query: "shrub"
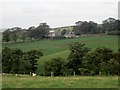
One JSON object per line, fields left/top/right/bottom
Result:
{"left": 44, "top": 57, "right": 67, "bottom": 76}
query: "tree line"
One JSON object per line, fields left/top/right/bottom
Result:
{"left": 2, "top": 17, "right": 120, "bottom": 43}
{"left": 2, "top": 47, "right": 43, "bottom": 74}
{"left": 2, "top": 42, "right": 119, "bottom": 76}
{"left": 44, "top": 43, "right": 119, "bottom": 76}
{"left": 2, "top": 23, "right": 50, "bottom": 43}
{"left": 73, "top": 18, "right": 120, "bottom": 35}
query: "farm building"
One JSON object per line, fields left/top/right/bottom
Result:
{"left": 48, "top": 30, "right": 61, "bottom": 38}
{"left": 64, "top": 31, "right": 76, "bottom": 38}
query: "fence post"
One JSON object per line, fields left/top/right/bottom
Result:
{"left": 74, "top": 71, "right": 75, "bottom": 76}
{"left": 30, "top": 72, "right": 32, "bottom": 76}
{"left": 51, "top": 72, "right": 54, "bottom": 77}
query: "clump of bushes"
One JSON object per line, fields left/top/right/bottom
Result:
{"left": 2, "top": 47, "right": 43, "bottom": 74}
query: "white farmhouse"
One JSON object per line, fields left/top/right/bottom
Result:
{"left": 48, "top": 29, "right": 61, "bottom": 38}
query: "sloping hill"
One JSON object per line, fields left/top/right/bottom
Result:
{"left": 3, "top": 35, "right": 119, "bottom": 75}
{"left": 51, "top": 26, "right": 74, "bottom": 31}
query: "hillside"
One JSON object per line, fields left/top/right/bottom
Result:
{"left": 51, "top": 26, "right": 74, "bottom": 31}
{"left": 3, "top": 35, "right": 119, "bottom": 75}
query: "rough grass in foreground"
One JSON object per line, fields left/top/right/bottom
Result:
{"left": 2, "top": 75, "right": 118, "bottom": 88}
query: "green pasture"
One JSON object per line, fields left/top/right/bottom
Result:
{"left": 2, "top": 75, "right": 118, "bottom": 88}
{"left": 3, "top": 35, "right": 119, "bottom": 75}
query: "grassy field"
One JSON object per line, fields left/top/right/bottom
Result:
{"left": 3, "top": 35, "right": 119, "bottom": 75}
{"left": 2, "top": 35, "right": 119, "bottom": 88}
{"left": 3, "top": 35, "right": 119, "bottom": 53}
{"left": 2, "top": 75, "right": 118, "bottom": 88}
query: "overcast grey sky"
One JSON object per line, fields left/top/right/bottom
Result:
{"left": 0, "top": 0, "right": 119, "bottom": 29}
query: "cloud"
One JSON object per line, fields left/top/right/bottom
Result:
{"left": 1, "top": 0, "right": 118, "bottom": 28}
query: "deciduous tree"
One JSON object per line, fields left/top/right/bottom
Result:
{"left": 67, "top": 42, "right": 90, "bottom": 75}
